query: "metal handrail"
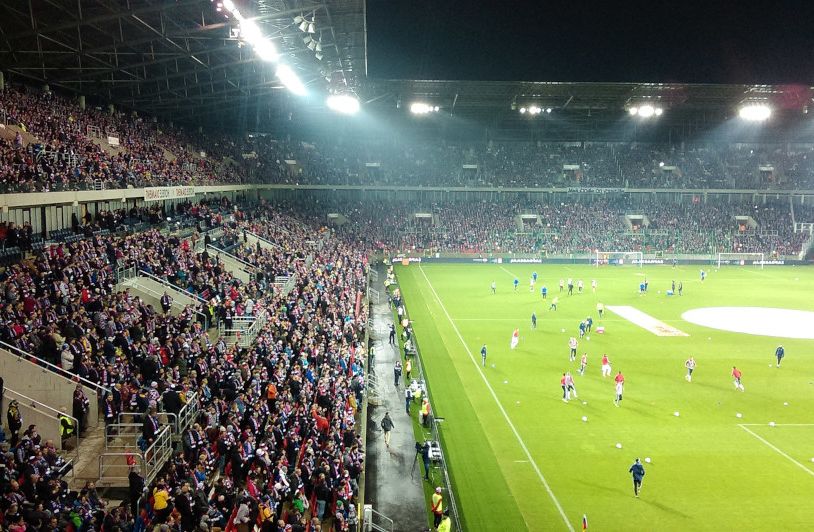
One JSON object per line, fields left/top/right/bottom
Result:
{"left": 245, "top": 230, "right": 282, "bottom": 250}
{"left": 98, "top": 426, "right": 172, "bottom": 486}
{"left": 0, "top": 340, "right": 111, "bottom": 396}
{"left": 4, "top": 387, "right": 80, "bottom": 456}
{"left": 124, "top": 277, "right": 210, "bottom": 329}
{"left": 136, "top": 269, "right": 209, "bottom": 304}
{"left": 207, "top": 244, "right": 257, "bottom": 271}
{"left": 176, "top": 391, "right": 200, "bottom": 434}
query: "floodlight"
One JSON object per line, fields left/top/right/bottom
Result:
{"left": 638, "top": 104, "right": 655, "bottom": 118}
{"left": 739, "top": 104, "right": 771, "bottom": 122}
{"left": 628, "top": 107, "right": 638, "bottom": 116}
{"left": 315, "top": 51, "right": 324, "bottom": 60}
{"left": 519, "top": 107, "right": 527, "bottom": 114}
{"left": 654, "top": 107, "right": 663, "bottom": 116}
{"left": 315, "top": 41, "right": 322, "bottom": 52}
{"left": 529, "top": 105, "right": 542, "bottom": 115}
{"left": 222, "top": 0, "right": 235, "bottom": 10}
{"left": 276, "top": 64, "right": 306, "bottom": 96}
{"left": 327, "top": 94, "right": 360, "bottom": 114}
{"left": 294, "top": 15, "right": 304, "bottom": 24}
{"left": 307, "top": 21, "right": 316, "bottom": 33}
{"left": 434, "top": 106, "right": 440, "bottom": 112}
{"left": 307, "top": 40, "right": 317, "bottom": 51}
{"left": 298, "top": 20, "right": 309, "bottom": 32}
{"left": 546, "top": 108, "right": 552, "bottom": 113}
{"left": 410, "top": 102, "right": 434, "bottom": 114}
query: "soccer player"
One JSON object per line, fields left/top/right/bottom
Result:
{"left": 671, "top": 280, "right": 676, "bottom": 293}
{"left": 700, "top": 269, "right": 706, "bottom": 282}
{"left": 629, "top": 458, "right": 645, "bottom": 497}
{"left": 541, "top": 285, "right": 547, "bottom": 299}
{"left": 577, "top": 279, "right": 584, "bottom": 293}
{"left": 532, "top": 271, "right": 538, "bottom": 283}
{"left": 531, "top": 312, "right": 537, "bottom": 329}
{"left": 591, "top": 279, "right": 597, "bottom": 293}
{"left": 560, "top": 373, "right": 570, "bottom": 402}
{"left": 775, "top": 345, "right": 784, "bottom": 367}
{"left": 565, "top": 372, "right": 578, "bottom": 398}
{"left": 614, "top": 379, "right": 624, "bottom": 407}
{"left": 513, "top": 278, "right": 519, "bottom": 291}
{"left": 639, "top": 281, "right": 646, "bottom": 294}
{"left": 481, "top": 344, "right": 487, "bottom": 367}
{"left": 549, "top": 296, "right": 559, "bottom": 311}
{"left": 685, "top": 356, "right": 696, "bottom": 382}
{"left": 578, "top": 320, "right": 586, "bottom": 339}
{"left": 732, "top": 366, "right": 744, "bottom": 391}
{"left": 601, "top": 354, "right": 612, "bottom": 377}
{"left": 529, "top": 277, "right": 535, "bottom": 291}
{"left": 491, "top": 280, "right": 496, "bottom": 294}
{"left": 586, "top": 316, "right": 593, "bottom": 333}
{"left": 579, "top": 353, "right": 588, "bottom": 375}
{"left": 597, "top": 302, "right": 604, "bottom": 319}
{"left": 569, "top": 337, "right": 578, "bottom": 362}
{"left": 678, "top": 281, "right": 683, "bottom": 296}
{"left": 510, "top": 328, "right": 520, "bottom": 350}
{"left": 559, "top": 279, "right": 564, "bottom": 293}
{"left": 567, "top": 278, "right": 574, "bottom": 295}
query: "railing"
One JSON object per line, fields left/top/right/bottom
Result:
{"left": 115, "top": 265, "right": 137, "bottom": 284}
{"left": 245, "top": 230, "right": 281, "bottom": 250}
{"left": 363, "top": 506, "right": 394, "bottom": 532}
{"left": 3, "top": 387, "right": 80, "bottom": 456}
{"left": 119, "top": 274, "right": 209, "bottom": 329}
{"left": 137, "top": 269, "right": 209, "bottom": 305}
{"left": 206, "top": 244, "right": 257, "bottom": 271}
{"left": 105, "top": 422, "right": 146, "bottom": 450}
{"left": 0, "top": 339, "right": 111, "bottom": 398}
{"left": 98, "top": 425, "right": 172, "bottom": 486}
{"left": 218, "top": 310, "right": 268, "bottom": 348}
{"left": 176, "top": 391, "right": 200, "bottom": 435}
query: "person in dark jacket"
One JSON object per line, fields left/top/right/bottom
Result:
{"left": 629, "top": 458, "right": 646, "bottom": 497}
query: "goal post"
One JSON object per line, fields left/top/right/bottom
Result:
{"left": 595, "top": 251, "right": 644, "bottom": 268}
{"left": 717, "top": 252, "right": 765, "bottom": 269}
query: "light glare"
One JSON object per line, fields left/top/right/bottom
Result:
{"left": 276, "top": 64, "right": 306, "bottom": 96}
{"left": 739, "top": 104, "right": 772, "bottom": 122}
{"left": 327, "top": 94, "right": 360, "bottom": 115}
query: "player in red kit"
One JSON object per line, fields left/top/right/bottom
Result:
{"left": 601, "top": 354, "right": 612, "bottom": 377}
{"left": 732, "top": 366, "right": 744, "bottom": 391}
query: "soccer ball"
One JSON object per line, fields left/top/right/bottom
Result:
{"left": 736, "top": 413, "right": 743, "bottom": 418}
{"left": 769, "top": 421, "right": 776, "bottom": 427}
{"left": 586, "top": 336, "right": 590, "bottom": 341}
{"left": 644, "top": 457, "right": 651, "bottom": 464}
{"left": 581, "top": 416, "right": 588, "bottom": 422}
{"left": 673, "top": 411, "right": 680, "bottom": 417}
{"left": 516, "top": 401, "right": 520, "bottom": 405}
{"left": 769, "top": 364, "right": 773, "bottom": 367}
{"left": 561, "top": 328, "right": 565, "bottom": 333}
{"left": 784, "top": 402, "right": 789, "bottom": 406}
{"left": 615, "top": 443, "right": 622, "bottom": 449}
{"left": 491, "top": 364, "right": 496, "bottom": 368}
{"left": 503, "top": 380, "right": 508, "bottom": 384}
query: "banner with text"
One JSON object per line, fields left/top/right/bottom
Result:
{"left": 144, "top": 186, "right": 196, "bottom": 202}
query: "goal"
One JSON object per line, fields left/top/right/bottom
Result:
{"left": 595, "top": 251, "right": 643, "bottom": 268}
{"left": 717, "top": 252, "right": 765, "bottom": 269}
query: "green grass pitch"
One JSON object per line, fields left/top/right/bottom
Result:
{"left": 393, "top": 263, "right": 814, "bottom": 531}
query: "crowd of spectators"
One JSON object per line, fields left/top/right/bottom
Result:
{"left": 4, "top": 85, "right": 814, "bottom": 192}
{"left": 0, "top": 196, "right": 368, "bottom": 531}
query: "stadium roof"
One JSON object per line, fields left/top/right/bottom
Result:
{"left": 0, "top": 0, "right": 366, "bottom": 124}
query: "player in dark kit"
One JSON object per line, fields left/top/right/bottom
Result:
{"left": 775, "top": 345, "right": 784, "bottom": 367}
{"left": 629, "top": 458, "right": 645, "bottom": 497}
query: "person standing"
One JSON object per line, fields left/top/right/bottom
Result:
{"left": 405, "top": 387, "right": 412, "bottom": 414}
{"left": 510, "top": 328, "right": 520, "bottom": 350}
{"left": 73, "top": 385, "right": 90, "bottom": 435}
{"left": 431, "top": 487, "right": 444, "bottom": 529}
{"left": 597, "top": 302, "right": 604, "bottom": 319}
{"left": 380, "top": 412, "right": 395, "bottom": 447}
{"left": 389, "top": 324, "right": 396, "bottom": 346}
{"left": 568, "top": 337, "right": 578, "bottom": 362}
{"left": 678, "top": 281, "right": 683, "bottom": 296}
{"left": 491, "top": 280, "right": 496, "bottom": 294}
{"left": 685, "top": 356, "right": 696, "bottom": 382}
{"left": 579, "top": 353, "right": 588, "bottom": 376}
{"left": 437, "top": 509, "right": 451, "bottom": 532}
{"left": 160, "top": 291, "right": 173, "bottom": 314}
{"left": 405, "top": 358, "right": 412, "bottom": 380}
{"left": 541, "top": 285, "right": 547, "bottom": 299}
{"left": 421, "top": 441, "right": 432, "bottom": 481}
{"left": 549, "top": 296, "right": 559, "bottom": 311}
{"left": 732, "top": 366, "right": 744, "bottom": 391}
{"left": 560, "top": 373, "right": 570, "bottom": 402}
{"left": 513, "top": 278, "right": 519, "bottom": 291}
{"left": 629, "top": 458, "right": 645, "bottom": 497}
{"left": 481, "top": 344, "right": 488, "bottom": 367}
{"left": 567, "top": 278, "right": 574, "bottom": 295}
{"left": 394, "top": 361, "right": 402, "bottom": 387}
{"left": 601, "top": 354, "right": 612, "bottom": 377}
{"left": 531, "top": 312, "right": 537, "bottom": 329}
{"left": 565, "top": 372, "right": 578, "bottom": 399}
{"left": 591, "top": 279, "right": 597, "bottom": 293}
{"left": 775, "top": 345, "right": 784, "bottom": 367}
{"left": 559, "top": 278, "right": 564, "bottom": 292}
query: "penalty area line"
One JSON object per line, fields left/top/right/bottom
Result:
{"left": 418, "top": 265, "right": 575, "bottom": 532}
{"left": 738, "top": 424, "right": 814, "bottom": 478}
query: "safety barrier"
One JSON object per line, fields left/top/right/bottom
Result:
{"left": 3, "top": 387, "right": 80, "bottom": 455}
{"left": 98, "top": 425, "right": 172, "bottom": 487}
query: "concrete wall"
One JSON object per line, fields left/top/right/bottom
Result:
{"left": 3, "top": 389, "right": 66, "bottom": 451}
{"left": 0, "top": 348, "right": 99, "bottom": 427}
{"left": 207, "top": 246, "right": 252, "bottom": 283}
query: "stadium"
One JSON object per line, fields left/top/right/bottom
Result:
{"left": 0, "top": 1, "right": 812, "bottom": 531}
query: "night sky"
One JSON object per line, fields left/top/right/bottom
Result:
{"left": 366, "top": 0, "right": 814, "bottom": 84}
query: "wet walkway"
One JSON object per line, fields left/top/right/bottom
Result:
{"left": 365, "top": 266, "right": 429, "bottom": 531}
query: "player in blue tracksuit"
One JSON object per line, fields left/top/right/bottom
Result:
{"left": 775, "top": 345, "right": 784, "bottom": 367}
{"left": 629, "top": 458, "right": 645, "bottom": 497}
{"left": 531, "top": 313, "right": 537, "bottom": 329}
{"left": 541, "top": 285, "right": 547, "bottom": 299}
{"left": 513, "top": 278, "right": 519, "bottom": 291}
{"left": 532, "top": 271, "right": 538, "bottom": 283}
{"left": 481, "top": 344, "right": 488, "bottom": 367}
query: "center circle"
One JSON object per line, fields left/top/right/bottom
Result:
{"left": 681, "top": 307, "right": 814, "bottom": 339}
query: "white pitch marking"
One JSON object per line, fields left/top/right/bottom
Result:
{"left": 738, "top": 424, "right": 814, "bottom": 478}
{"left": 418, "top": 265, "right": 574, "bottom": 531}
{"left": 498, "top": 265, "right": 517, "bottom": 279}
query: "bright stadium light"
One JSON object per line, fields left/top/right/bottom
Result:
{"left": 739, "top": 103, "right": 772, "bottom": 121}
{"left": 628, "top": 104, "right": 663, "bottom": 118}
{"left": 628, "top": 107, "right": 638, "bottom": 116}
{"left": 276, "top": 64, "right": 306, "bottom": 96}
{"left": 638, "top": 104, "right": 655, "bottom": 118}
{"left": 410, "top": 102, "right": 440, "bottom": 115}
{"left": 327, "top": 94, "right": 360, "bottom": 115}
{"left": 519, "top": 107, "right": 527, "bottom": 114}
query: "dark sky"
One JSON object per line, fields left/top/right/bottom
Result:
{"left": 366, "top": 0, "right": 814, "bottom": 84}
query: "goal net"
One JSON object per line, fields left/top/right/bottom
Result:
{"left": 717, "top": 252, "right": 765, "bottom": 269}
{"left": 595, "top": 251, "right": 644, "bottom": 267}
